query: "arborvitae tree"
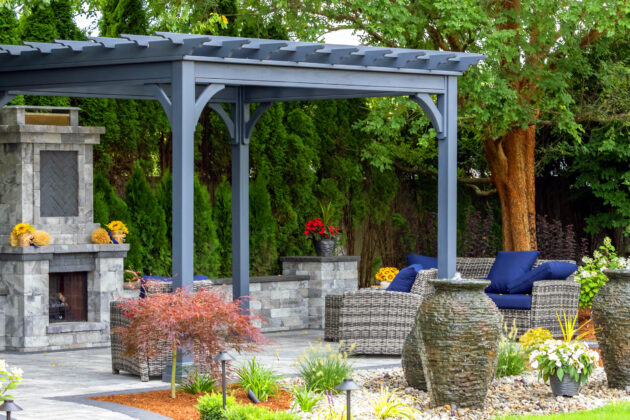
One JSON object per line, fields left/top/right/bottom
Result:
{"left": 213, "top": 177, "right": 232, "bottom": 276}
{"left": 194, "top": 175, "right": 221, "bottom": 277}
{"left": 50, "top": 0, "right": 84, "bottom": 40}
{"left": 100, "top": 0, "right": 149, "bottom": 37}
{"left": 0, "top": 6, "right": 19, "bottom": 44}
{"left": 18, "top": 1, "right": 58, "bottom": 42}
{"left": 93, "top": 173, "right": 129, "bottom": 227}
{"left": 249, "top": 168, "right": 278, "bottom": 275}
{"left": 124, "top": 164, "right": 170, "bottom": 275}
{"left": 156, "top": 170, "right": 173, "bottom": 243}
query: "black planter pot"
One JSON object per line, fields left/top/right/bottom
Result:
{"left": 314, "top": 238, "right": 336, "bottom": 257}
{"left": 592, "top": 268, "right": 630, "bottom": 389}
{"left": 418, "top": 277, "right": 501, "bottom": 409}
{"left": 550, "top": 373, "right": 580, "bottom": 397}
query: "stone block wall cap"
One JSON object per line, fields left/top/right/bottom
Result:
{"left": 279, "top": 256, "right": 361, "bottom": 263}
{"left": 0, "top": 125, "right": 106, "bottom": 136}
{"left": 0, "top": 243, "right": 129, "bottom": 254}
{"left": 211, "top": 274, "right": 310, "bottom": 285}
{"left": 46, "top": 322, "right": 108, "bottom": 334}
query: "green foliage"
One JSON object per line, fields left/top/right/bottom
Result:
{"left": 295, "top": 343, "right": 354, "bottom": 393}
{"left": 19, "top": 0, "right": 59, "bottom": 42}
{"left": 575, "top": 237, "right": 626, "bottom": 308}
{"left": 179, "top": 367, "right": 217, "bottom": 395}
{"left": 194, "top": 174, "right": 221, "bottom": 277}
{"left": 93, "top": 173, "right": 129, "bottom": 228}
{"left": 249, "top": 169, "right": 278, "bottom": 275}
{"left": 213, "top": 177, "right": 232, "bottom": 277}
{"left": 529, "top": 339, "right": 599, "bottom": 385}
{"left": 498, "top": 401, "right": 630, "bottom": 419}
{"left": 497, "top": 318, "right": 527, "bottom": 378}
{"left": 196, "top": 393, "right": 235, "bottom": 420}
{"left": 369, "top": 386, "right": 418, "bottom": 419}
{"left": 100, "top": 0, "right": 149, "bottom": 37}
{"left": 0, "top": 5, "right": 20, "bottom": 44}
{"left": 236, "top": 357, "right": 281, "bottom": 402}
{"left": 196, "top": 392, "right": 299, "bottom": 420}
{"left": 124, "top": 164, "right": 170, "bottom": 275}
{"left": 290, "top": 384, "right": 322, "bottom": 413}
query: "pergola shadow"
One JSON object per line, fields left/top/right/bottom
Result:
{"left": 0, "top": 32, "right": 485, "bottom": 303}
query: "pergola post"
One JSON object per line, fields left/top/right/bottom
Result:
{"left": 231, "top": 87, "right": 250, "bottom": 311}
{"left": 436, "top": 76, "right": 458, "bottom": 278}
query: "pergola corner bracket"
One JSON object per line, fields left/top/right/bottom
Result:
{"left": 0, "top": 92, "right": 16, "bottom": 108}
{"left": 410, "top": 93, "right": 446, "bottom": 139}
{"left": 194, "top": 84, "right": 226, "bottom": 123}
{"left": 209, "top": 103, "right": 235, "bottom": 139}
{"left": 245, "top": 102, "right": 272, "bottom": 142}
{"left": 148, "top": 84, "right": 172, "bottom": 123}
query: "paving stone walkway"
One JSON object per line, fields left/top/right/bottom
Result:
{"left": 1, "top": 330, "right": 400, "bottom": 419}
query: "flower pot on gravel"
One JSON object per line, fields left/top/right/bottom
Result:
{"left": 592, "top": 269, "right": 630, "bottom": 389}
{"left": 418, "top": 277, "right": 501, "bottom": 409}
{"left": 313, "top": 238, "right": 335, "bottom": 257}
{"left": 550, "top": 372, "right": 580, "bottom": 397}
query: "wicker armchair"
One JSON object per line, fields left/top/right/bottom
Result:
{"left": 453, "top": 258, "right": 579, "bottom": 338}
{"left": 110, "top": 279, "right": 216, "bottom": 381}
{"left": 329, "top": 269, "right": 437, "bottom": 355}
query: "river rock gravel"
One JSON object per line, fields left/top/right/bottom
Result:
{"left": 283, "top": 367, "right": 630, "bottom": 419}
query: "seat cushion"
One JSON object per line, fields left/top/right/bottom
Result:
{"left": 406, "top": 254, "right": 438, "bottom": 269}
{"left": 486, "top": 293, "right": 532, "bottom": 310}
{"left": 140, "top": 275, "right": 210, "bottom": 297}
{"left": 387, "top": 264, "right": 424, "bottom": 293}
{"left": 486, "top": 251, "right": 540, "bottom": 293}
{"left": 507, "top": 261, "right": 578, "bottom": 294}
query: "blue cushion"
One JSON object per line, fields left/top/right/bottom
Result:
{"left": 387, "top": 264, "right": 424, "bottom": 293}
{"left": 406, "top": 254, "right": 438, "bottom": 269}
{"left": 486, "top": 251, "right": 540, "bottom": 293}
{"left": 507, "top": 261, "right": 578, "bottom": 294}
{"left": 486, "top": 293, "right": 532, "bottom": 310}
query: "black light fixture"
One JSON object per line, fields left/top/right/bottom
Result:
{"left": 0, "top": 399, "right": 22, "bottom": 420}
{"left": 335, "top": 378, "right": 360, "bottom": 419}
{"left": 213, "top": 351, "right": 235, "bottom": 411}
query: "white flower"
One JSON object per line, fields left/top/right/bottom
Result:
{"left": 556, "top": 360, "right": 562, "bottom": 367}
{"left": 531, "top": 360, "right": 539, "bottom": 369}
{"left": 10, "top": 367, "right": 22, "bottom": 377}
{"left": 0, "top": 360, "right": 6, "bottom": 371}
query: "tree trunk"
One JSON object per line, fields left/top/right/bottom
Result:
{"left": 484, "top": 125, "right": 537, "bottom": 251}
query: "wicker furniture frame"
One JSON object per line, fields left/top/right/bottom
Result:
{"left": 326, "top": 258, "right": 579, "bottom": 355}
{"left": 110, "top": 280, "right": 216, "bottom": 381}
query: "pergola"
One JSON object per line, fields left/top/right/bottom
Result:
{"left": 0, "top": 32, "right": 485, "bottom": 305}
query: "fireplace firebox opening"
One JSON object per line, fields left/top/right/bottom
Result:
{"left": 49, "top": 272, "right": 88, "bottom": 323}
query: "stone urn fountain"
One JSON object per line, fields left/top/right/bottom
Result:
{"left": 592, "top": 268, "right": 630, "bottom": 389}
{"left": 418, "top": 277, "right": 501, "bottom": 408}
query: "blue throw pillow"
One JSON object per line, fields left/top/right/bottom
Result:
{"left": 406, "top": 254, "right": 438, "bottom": 269}
{"left": 486, "top": 251, "right": 539, "bottom": 293}
{"left": 507, "top": 261, "right": 578, "bottom": 294}
{"left": 486, "top": 293, "right": 532, "bottom": 310}
{"left": 387, "top": 264, "right": 424, "bottom": 293}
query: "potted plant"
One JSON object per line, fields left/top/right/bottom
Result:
{"left": 529, "top": 312, "right": 599, "bottom": 397}
{"left": 9, "top": 223, "right": 34, "bottom": 247}
{"left": 106, "top": 220, "right": 129, "bottom": 244}
{"left": 304, "top": 203, "right": 340, "bottom": 257}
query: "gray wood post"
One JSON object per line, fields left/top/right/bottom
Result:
{"left": 171, "top": 61, "right": 196, "bottom": 292}
{"left": 436, "top": 76, "right": 458, "bottom": 278}
{"left": 231, "top": 87, "right": 250, "bottom": 311}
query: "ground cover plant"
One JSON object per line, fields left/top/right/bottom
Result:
{"left": 236, "top": 357, "right": 282, "bottom": 401}
{"left": 115, "top": 288, "right": 265, "bottom": 398}
{"left": 179, "top": 366, "right": 217, "bottom": 395}
{"left": 498, "top": 401, "right": 630, "bottom": 419}
{"left": 295, "top": 342, "right": 354, "bottom": 393}
{"left": 196, "top": 392, "right": 298, "bottom": 420}
{"left": 369, "top": 386, "right": 418, "bottom": 419}
{"left": 290, "top": 383, "right": 322, "bottom": 413}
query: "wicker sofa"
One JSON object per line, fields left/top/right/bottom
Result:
{"left": 110, "top": 279, "right": 216, "bottom": 381}
{"left": 326, "top": 258, "right": 579, "bottom": 356}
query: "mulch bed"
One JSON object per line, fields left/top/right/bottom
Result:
{"left": 90, "top": 385, "right": 293, "bottom": 420}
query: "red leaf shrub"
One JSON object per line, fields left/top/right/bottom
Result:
{"left": 115, "top": 287, "right": 266, "bottom": 370}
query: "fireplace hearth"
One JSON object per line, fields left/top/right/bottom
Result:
{"left": 0, "top": 106, "right": 129, "bottom": 351}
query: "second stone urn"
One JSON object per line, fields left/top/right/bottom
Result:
{"left": 592, "top": 268, "right": 630, "bottom": 389}
{"left": 418, "top": 277, "right": 501, "bottom": 408}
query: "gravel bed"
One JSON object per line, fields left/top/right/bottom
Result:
{"left": 283, "top": 367, "right": 630, "bottom": 419}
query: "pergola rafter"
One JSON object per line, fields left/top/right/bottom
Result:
{"left": 0, "top": 32, "right": 485, "bottom": 307}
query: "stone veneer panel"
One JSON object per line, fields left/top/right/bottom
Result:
{"left": 280, "top": 256, "right": 360, "bottom": 329}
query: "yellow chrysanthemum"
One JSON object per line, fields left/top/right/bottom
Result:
{"left": 9, "top": 231, "right": 18, "bottom": 247}
{"left": 12, "top": 223, "right": 35, "bottom": 236}
{"left": 107, "top": 221, "right": 129, "bottom": 234}
{"left": 91, "top": 228, "right": 112, "bottom": 244}
{"left": 220, "top": 14, "right": 228, "bottom": 24}
{"left": 31, "top": 230, "right": 51, "bottom": 247}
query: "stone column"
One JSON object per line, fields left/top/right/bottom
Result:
{"left": 280, "top": 256, "right": 360, "bottom": 329}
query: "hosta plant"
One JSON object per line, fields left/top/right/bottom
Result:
{"left": 575, "top": 237, "right": 627, "bottom": 308}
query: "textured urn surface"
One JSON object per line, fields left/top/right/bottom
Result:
{"left": 314, "top": 239, "right": 335, "bottom": 257}
{"left": 419, "top": 278, "right": 501, "bottom": 408}
{"left": 592, "top": 269, "right": 630, "bottom": 389}
{"left": 402, "top": 328, "right": 427, "bottom": 391}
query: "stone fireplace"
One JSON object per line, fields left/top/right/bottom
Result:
{"left": 0, "top": 106, "right": 128, "bottom": 352}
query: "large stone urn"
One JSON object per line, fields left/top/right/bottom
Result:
{"left": 418, "top": 277, "right": 501, "bottom": 408}
{"left": 592, "top": 268, "right": 630, "bottom": 389}
{"left": 402, "top": 328, "right": 427, "bottom": 391}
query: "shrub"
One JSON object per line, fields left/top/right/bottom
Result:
{"left": 369, "top": 386, "right": 418, "bottom": 419}
{"left": 116, "top": 288, "right": 265, "bottom": 399}
{"left": 295, "top": 342, "right": 354, "bottom": 393}
{"left": 575, "top": 237, "right": 627, "bottom": 308}
{"left": 196, "top": 393, "right": 299, "bottom": 420}
{"left": 536, "top": 214, "right": 588, "bottom": 261}
{"left": 196, "top": 393, "right": 235, "bottom": 420}
{"left": 179, "top": 366, "right": 217, "bottom": 395}
{"left": 236, "top": 357, "right": 281, "bottom": 401}
{"left": 496, "top": 319, "right": 527, "bottom": 377}
{"left": 291, "top": 384, "right": 322, "bottom": 412}
{"left": 519, "top": 327, "right": 554, "bottom": 353}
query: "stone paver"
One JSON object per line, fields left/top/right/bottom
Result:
{"left": 1, "top": 330, "right": 400, "bottom": 419}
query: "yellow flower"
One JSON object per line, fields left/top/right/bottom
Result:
{"left": 220, "top": 14, "right": 228, "bottom": 25}
{"left": 31, "top": 230, "right": 51, "bottom": 246}
{"left": 107, "top": 221, "right": 129, "bottom": 234}
{"left": 386, "top": 273, "right": 395, "bottom": 281}
{"left": 12, "top": 223, "right": 34, "bottom": 236}
{"left": 91, "top": 228, "right": 112, "bottom": 244}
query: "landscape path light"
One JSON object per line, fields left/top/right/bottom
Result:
{"left": 0, "top": 399, "right": 22, "bottom": 420}
{"left": 213, "top": 351, "right": 235, "bottom": 411}
{"left": 335, "top": 378, "right": 360, "bottom": 419}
